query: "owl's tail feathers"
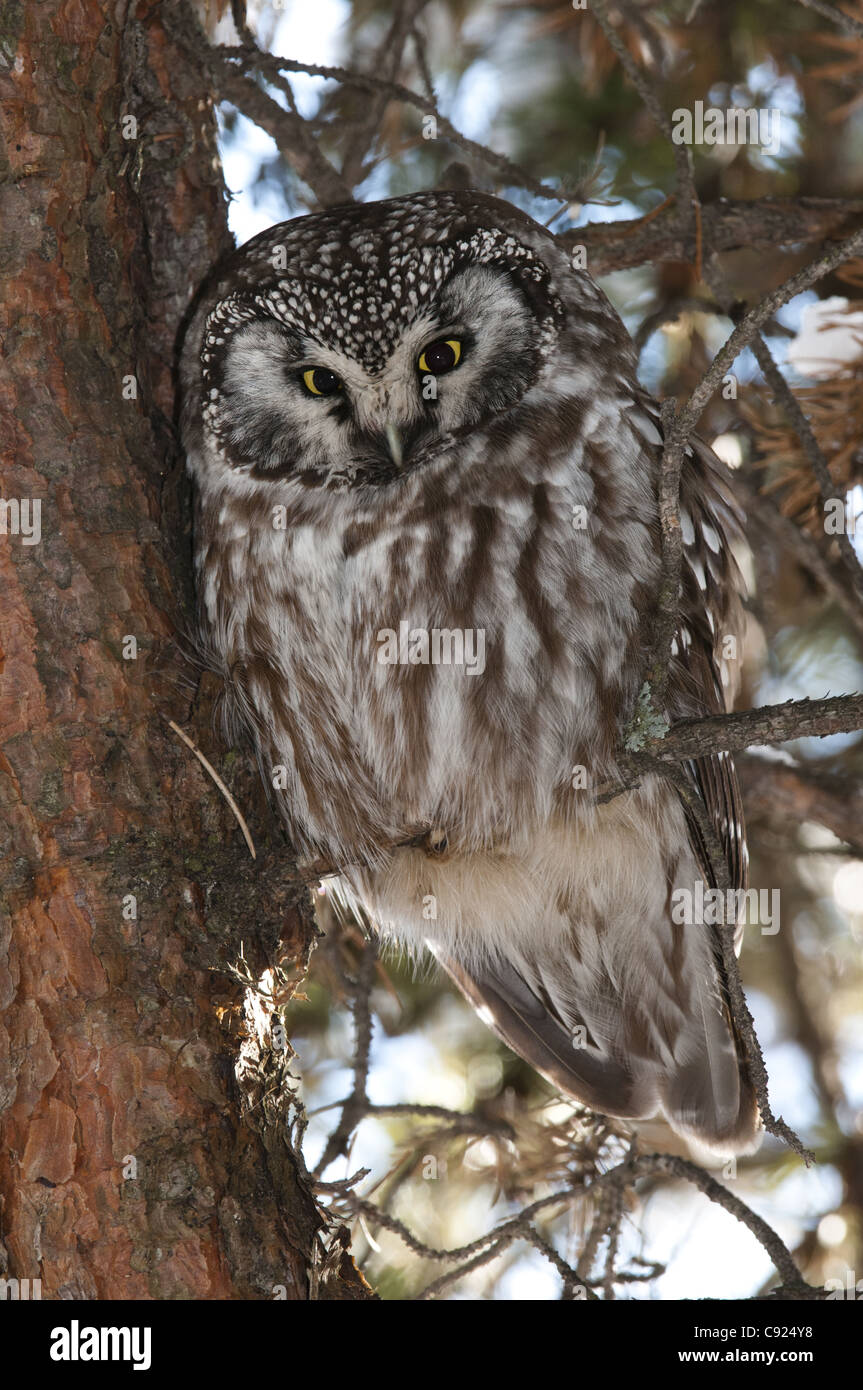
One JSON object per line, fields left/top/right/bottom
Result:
{"left": 657, "top": 974, "right": 761, "bottom": 1155}
{"left": 434, "top": 947, "right": 643, "bottom": 1115}
{"left": 431, "top": 946, "right": 761, "bottom": 1157}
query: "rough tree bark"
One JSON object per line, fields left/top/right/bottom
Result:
{"left": 0, "top": 0, "right": 369, "bottom": 1300}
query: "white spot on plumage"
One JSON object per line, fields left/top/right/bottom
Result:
{"left": 702, "top": 523, "right": 721, "bottom": 553}
{"left": 690, "top": 558, "right": 707, "bottom": 590}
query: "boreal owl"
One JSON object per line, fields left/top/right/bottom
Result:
{"left": 180, "top": 191, "right": 760, "bottom": 1155}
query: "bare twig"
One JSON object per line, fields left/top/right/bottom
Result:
{"left": 214, "top": 46, "right": 569, "bottom": 203}
{"left": 528, "top": 1227, "right": 592, "bottom": 1299}
{"left": 703, "top": 258, "right": 863, "bottom": 601}
{"left": 637, "top": 692, "right": 863, "bottom": 764}
{"left": 604, "top": 690, "right": 863, "bottom": 806}
{"left": 565, "top": 196, "right": 863, "bottom": 276}
{"left": 749, "top": 334, "right": 863, "bottom": 598}
{"left": 166, "top": 2, "right": 354, "bottom": 207}
{"left": 646, "top": 226, "right": 863, "bottom": 709}
{"left": 732, "top": 472, "right": 863, "bottom": 647}
{"left": 638, "top": 1155, "right": 816, "bottom": 1296}
{"left": 341, "top": 0, "right": 431, "bottom": 188}
{"left": 229, "top": 0, "right": 255, "bottom": 47}
{"left": 342, "top": 1149, "right": 815, "bottom": 1299}
{"left": 674, "top": 227, "right": 863, "bottom": 436}
{"left": 738, "top": 754, "right": 863, "bottom": 856}
{"left": 314, "top": 937, "right": 377, "bottom": 1176}
{"left": 590, "top": 0, "right": 699, "bottom": 245}
{"left": 165, "top": 718, "right": 256, "bottom": 859}
{"left": 794, "top": 0, "right": 863, "bottom": 40}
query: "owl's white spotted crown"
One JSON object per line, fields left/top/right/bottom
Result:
{"left": 199, "top": 192, "right": 564, "bottom": 379}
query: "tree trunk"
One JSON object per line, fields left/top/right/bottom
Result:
{"left": 0, "top": 0, "right": 369, "bottom": 1301}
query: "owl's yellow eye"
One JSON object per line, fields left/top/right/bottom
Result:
{"left": 302, "top": 367, "right": 342, "bottom": 396}
{"left": 418, "top": 339, "right": 462, "bottom": 376}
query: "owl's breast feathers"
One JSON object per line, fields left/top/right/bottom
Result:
{"left": 202, "top": 381, "right": 667, "bottom": 861}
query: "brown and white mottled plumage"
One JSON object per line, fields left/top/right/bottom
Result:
{"left": 180, "top": 191, "right": 760, "bottom": 1154}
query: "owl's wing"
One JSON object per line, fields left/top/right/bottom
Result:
{"left": 431, "top": 427, "right": 759, "bottom": 1153}
{"left": 660, "top": 429, "right": 756, "bottom": 1136}
{"left": 671, "top": 426, "right": 750, "bottom": 907}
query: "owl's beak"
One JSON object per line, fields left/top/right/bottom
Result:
{"left": 384, "top": 423, "right": 403, "bottom": 469}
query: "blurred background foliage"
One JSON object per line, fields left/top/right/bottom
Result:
{"left": 210, "top": 0, "right": 863, "bottom": 1298}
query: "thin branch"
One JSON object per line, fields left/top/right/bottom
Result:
{"left": 732, "top": 471, "right": 863, "bottom": 647}
{"left": 214, "top": 46, "right": 568, "bottom": 203}
{"left": 738, "top": 754, "right": 863, "bottom": 856}
{"left": 228, "top": 0, "right": 255, "bottom": 47}
{"left": 212, "top": 65, "right": 355, "bottom": 208}
{"left": 341, "top": 0, "right": 431, "bottom": 189}
{"left": 638, "top": 1155, "right": 816, "bottom": 1296}
{"left": 638, "top": 692, "right": 863, "bottom": 764}
{"left": 794, "top": 0, "right": 863, "bottom": 40}
{"left": 166, "top": 2, "right": 354, "bottom": 207}
{"left": 748, "top": 334, "right": 863, "bottom": 598}
{"left": 677, "top": 226, "right": 863, "bottom": 437}
{"left": 527, "top": 1227, "right": 592, "bottom": 1300}
{"left": 605, "top": 693, "right": 863, "bottom": 808}
{"left": 646, "top": 226, "right": 863, "bottom": 708}
{"left": 590, "top": 0, "right": 698, "bottom": 240}
{"left": 165, "top": 718, "right": 256, "bottom": 859}
{"left": 563, "top": 197, "right": 863, "bottom": 276}
{"left": 703, "top": 258, "right": 863, "bottom": 601}
{"left": 343, "top": 1149, "right": 815, "bottom": 1300}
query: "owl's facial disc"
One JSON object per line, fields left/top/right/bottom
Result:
{"left": 208, "top": 262, "right": 543, "bottom": 486}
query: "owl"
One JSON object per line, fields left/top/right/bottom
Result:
{"left": 180, "top": 191, "right": 760, "bottom": 1156}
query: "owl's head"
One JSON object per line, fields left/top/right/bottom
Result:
{"left": 181, "top": 192, "right": 629, "bottom": 495}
